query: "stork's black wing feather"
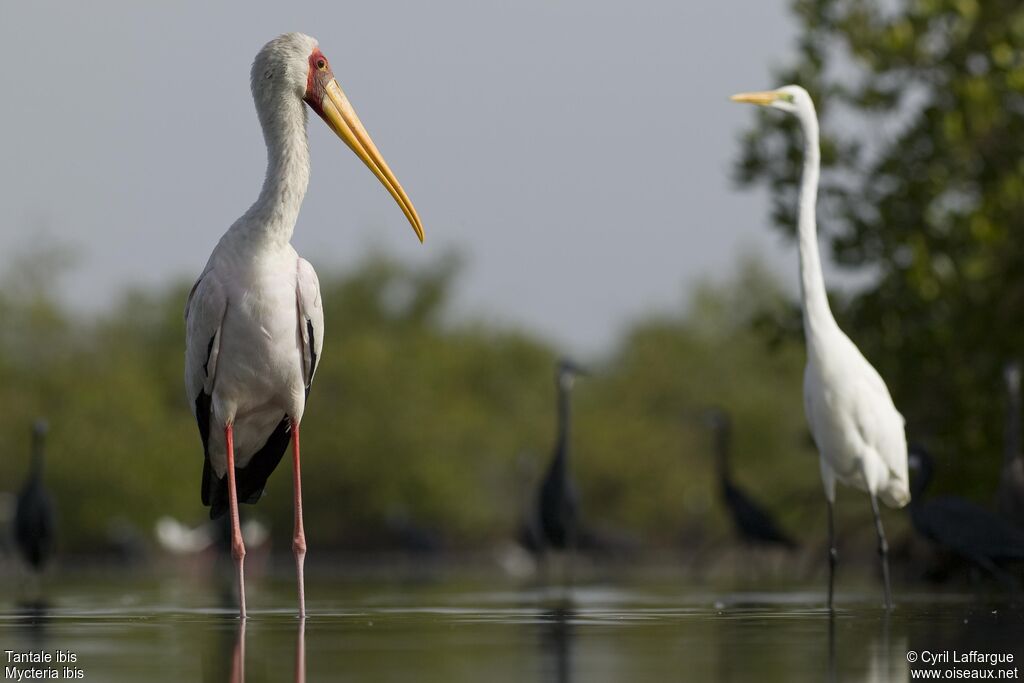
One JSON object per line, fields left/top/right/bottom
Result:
{"left": 193, "top": 330, "right": 292, "bottom": 519}
{"left": 208, "top": 418, "right": 292, "bottom": 520}
{"left": 197, "top": 389, "right": 214, "bottom": 506}
{"left": 305, "top": 318, "right": 317, "bottom": 398}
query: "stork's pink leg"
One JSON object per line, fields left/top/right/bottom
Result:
{"left": 291, "top": 420, "right": 307, "bottom": 617}
{"left": 225, "top": 423, "right": 247, "bottom": 618}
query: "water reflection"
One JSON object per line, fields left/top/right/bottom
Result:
{"left": 826, "top": 612, "right": 908, "bottom": 683}
{"left": 203, "top": 618, "right": 306, "bottom": 683}
{"left": 538, "top": 602, "right": 574, "bottom": 683}
{"left": 827, "top": 614, "right": 836, "bottom": 683}
{"left": 230, "top": 621, "right": 246, "bottom": 683}
{"left": 3, "top": 580, "right": 1023, "bottom": 681}
{"left": 14, "top": 600, "right": 51, "bottom": 645}
{"left": 906, "top": 601, "right": 1022, "bottom": 679}
{"left": 295, "top": 619, "right": 306, "bottom": 683}
{"left": 200, "top": 620, "right": 238, "bottom": 683}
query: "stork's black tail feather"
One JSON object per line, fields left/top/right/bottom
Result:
{"left": 204, "top": 418, "right": 292, "bottom": 520}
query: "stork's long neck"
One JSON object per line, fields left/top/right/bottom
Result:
{"left": 796, "top": 110, "right": 839, "bottom": 348}
{"left": 234, "top": 94, "right": 311, "bottom": 248}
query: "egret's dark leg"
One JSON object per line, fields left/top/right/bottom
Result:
{"left": 869, "top": 493, "right": 893, "bottom": 610}
{"left": 291, "top": 420, "right": 307, "bottom": 618}
{"left": 225, "top": 423, "right": 247, "bottom": 618}
{"left": 827, "top": 499, "right": 837, "bottom": 611}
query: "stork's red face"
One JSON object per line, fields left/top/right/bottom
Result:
{"left": 303, "top": 48, "right": 334, "bottom": 115}
{"left": 303, "top": 46, "right": 424, "bottom": 243}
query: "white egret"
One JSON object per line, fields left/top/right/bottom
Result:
{"left": 731, "top": 86, "right": 910, "bottom": 609}
{"left": 185, "top": 33, "right": 424, "bottom": 618}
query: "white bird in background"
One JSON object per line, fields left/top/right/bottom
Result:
{"left": 185, "top": 32, "right": 424, "bottom": 618}
{"left": 731, "top": 86, "right": 909, "bottom": 610}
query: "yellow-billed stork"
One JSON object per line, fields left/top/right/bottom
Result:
{"left": 185, "top": 32, "right": 423, "bottom": 618}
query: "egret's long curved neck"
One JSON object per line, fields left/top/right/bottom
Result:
{"left": 235, "top": 94, "right": 311, "bottom": 247}
{"left": 796, "top": 109, "right": 838, "bottom": 345}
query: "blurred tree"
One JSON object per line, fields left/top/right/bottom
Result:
{"left": 734, "top": 0, "right": 1024, "bottom": 498}
{"left": 0, "top": 247, "right": 827, "bottom": 554}
{"left": 578, "top": 258, "right": 816, "bottom": 546}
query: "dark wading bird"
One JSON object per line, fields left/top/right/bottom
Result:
{"left": 185, "top": 33, "right": 424, "bottom": 618}
{"left": 14, "top": 420, "right": 56, "bottom": 572}
{"left": 699, "top": 408, "right": 797, "bottom": 550}
{"left": 998, "top": 362, "right": 1024, "bottom": 529}
{"left": 521, "top": 361, "right": 588, "bottom": 562}
{"left": 908, "top": 446, "right": 1024, "bottom": 589}
{"left": 732, "top": 86, "right": 910, "bottom": 610}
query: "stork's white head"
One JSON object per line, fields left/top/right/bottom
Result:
{"left": 730, "top": 84, "right": 816, "bottom": 120}
{"left": 250, "top": 33, "right": 425, "bottom": 242}
{"left": 251, "top": 33, "right": 320, "bottom": 106}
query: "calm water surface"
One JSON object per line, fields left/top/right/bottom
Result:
{"left": 1, "top": 573, "right": 1022, "bottom": 681}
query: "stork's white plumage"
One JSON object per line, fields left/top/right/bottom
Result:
{"left": 731, "top": 86, "right": 909, "bottom": 610}
{"left": 185, "top": 33, "right": 423, "bottom": 618}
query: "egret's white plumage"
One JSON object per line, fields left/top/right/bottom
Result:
{"left": 732, "top": 85, "right": 909, "bottom": 609}
{"left": 184, "top": 32, "right": 422, "bottom": 618}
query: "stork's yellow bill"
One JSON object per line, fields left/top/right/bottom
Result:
{"left": 303, "top": 47, "right": 425, "bottom": 243}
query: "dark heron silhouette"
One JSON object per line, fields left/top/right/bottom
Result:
{"left": 14, "top": 420, "right": 56, "bottom": 572}
{"left": 998, "top": 362, "right": 1024, "bottom": 529}
{"left": 700, "top": 408, "right": 797, "bottom": 550}
{"left": 531, "top": 360, "right": 587, "bottom": 556}
{"left": 908, "top": 445, "right": 1024, "bottom": 589}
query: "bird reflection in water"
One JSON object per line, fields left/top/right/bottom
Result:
{"left": 295, "top": 619, "right": 306, "bottom": 683}
{"left": 539, "top": 602, "right": 574, "bottom": 683}
{"left": 230, "top": 621, "right": 245, "bottom": 683}
{"left": 206, "top": 618, "right": 306, "bottom": 683}
{"left": 14, "top": 600, "right": 51, "bottom": 648}
{"left": 826, "top": 613, "right": 907, "bottom": 683}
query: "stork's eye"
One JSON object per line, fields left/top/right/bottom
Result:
{"left": 316, "top": 59, "right": 327, "bottom": 70}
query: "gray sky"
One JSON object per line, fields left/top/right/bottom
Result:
{"left": 0, "top": 1, "right": 804, "bottom": 354}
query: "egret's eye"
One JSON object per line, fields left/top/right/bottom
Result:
{"left": 317, "top": 59, "right": 327, "bottom": 70}
{"left": 780, "top": 93, "right": 795, "bottom": 103}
